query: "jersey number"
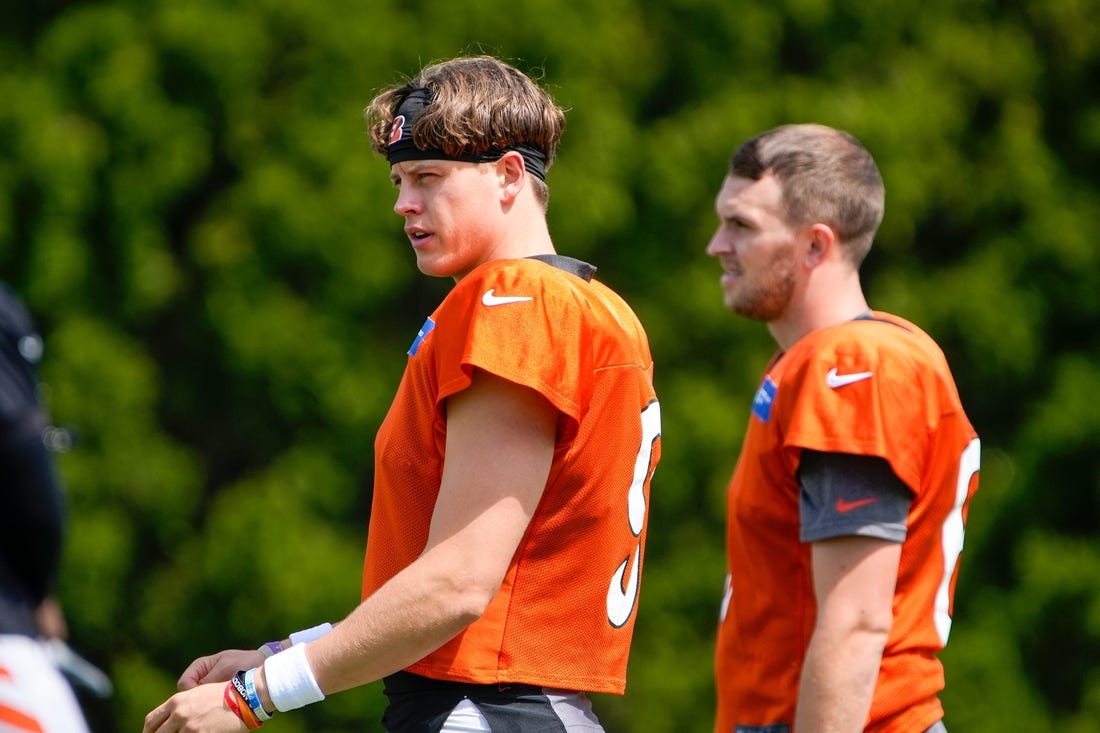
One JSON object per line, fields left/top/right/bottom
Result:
{"left": 934, "top": 437, "right": 981, "bottom": 645}
{"left": 606, "top": 401, "right": 662, "bottom": 628}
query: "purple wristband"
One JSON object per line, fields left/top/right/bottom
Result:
{"left": 258, "top": 641, "right": 282, "bottom": 658}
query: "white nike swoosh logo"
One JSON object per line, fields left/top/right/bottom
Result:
{"left": 481, "top": 289, "right": 533, "bottom": 307}
{"left": 826, "top": 368, "right": 873, "bottom": 389}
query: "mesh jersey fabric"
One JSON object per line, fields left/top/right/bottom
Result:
{"left": 364, "top": 257, "right": 661, "bottom": 695}
{"left": 714, "top": 312, "right": 979, "bottom": 733}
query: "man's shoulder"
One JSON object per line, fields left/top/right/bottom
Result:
{"left": 799, "top": 312, "right": 942, "bottom": 363}
{"left": 774, "top": 314, "right": 952, "bottom": 398}
{"left": 448, "top": 258, "right": 601, "bottom": 309}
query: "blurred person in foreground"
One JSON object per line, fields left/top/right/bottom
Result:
{"left": 143, "top": 54, "right": 662, "bottom": 733}
{"left": 706, "top": 124, "right": 980, "bottom": 732}
{"left": 0, "top": 282, "right": 90, "bottom": 733}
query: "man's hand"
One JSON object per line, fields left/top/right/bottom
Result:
{"left": 142, "top": 682, "right": 245, "bottom": 733}
{"left": 178, "top": 649, "right": 265, "bottom": 690}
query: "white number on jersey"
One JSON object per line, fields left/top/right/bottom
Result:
{"left": 934, "top": 436, "right": 980, "bottom": 644}
{"left": 607, "top": 400, "right": 661, "bottom": 628}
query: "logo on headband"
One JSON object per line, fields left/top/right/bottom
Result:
{"left": 388, "top": 115, "right": 406, "bottom": 146}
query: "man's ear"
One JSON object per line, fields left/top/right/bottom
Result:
{"left": 805, "top": 222, "right": 837, "bottom": 266}
{"left": 498, "top": 151, "right": 526, "bottom": 203}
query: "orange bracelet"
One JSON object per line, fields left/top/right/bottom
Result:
{"left": 224, "top": 681, "right": 263, "bottom": 729}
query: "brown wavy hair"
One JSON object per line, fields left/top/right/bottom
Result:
{"left": 365, "top": 56, "right": 566, "bottom": 207}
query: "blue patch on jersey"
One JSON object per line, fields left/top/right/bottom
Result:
{"left": 751, "top": 375, "right": 778, "bottom": 423}
{"left": 407, "top": 317, "right": 435, "bottom": 356}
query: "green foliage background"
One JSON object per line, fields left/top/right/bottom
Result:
{"left": 3, "top": 0, "right": 1098, "bottom": 730}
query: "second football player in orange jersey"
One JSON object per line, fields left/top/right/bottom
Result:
{"left": 707, "top": 124, "right": 978, "bottom": 733}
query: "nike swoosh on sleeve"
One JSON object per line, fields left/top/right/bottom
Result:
{"left": 825, "top": 368, "right": 873, "bottom": 389}
{"left": 481, "top": 289, "right": 534, "bottom": 307}
{"left": 836, "top": 497, "right": 878, "bottom": 512}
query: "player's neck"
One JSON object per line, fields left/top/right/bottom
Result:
{"left": 495, "top": 202, "right": 556, "bottom": 260}
{"left": 769, "top": 277, "right": 869, "bottom": 351}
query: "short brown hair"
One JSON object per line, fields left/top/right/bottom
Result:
{"left": 365, "top": 56, "right": 566, "bottom": 208}
{"left": 730, "top": 124, "right": 885, "bottom": 264}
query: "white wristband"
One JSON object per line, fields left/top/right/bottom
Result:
{"left": 264, "top": 642, "right": 325, "bottom": 712}
{"left": 289, "top": 622, "right": 333, "bottom": 646}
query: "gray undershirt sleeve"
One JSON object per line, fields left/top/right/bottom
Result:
{"left": 798, "top": 449, "right": 912, "bottom": 543}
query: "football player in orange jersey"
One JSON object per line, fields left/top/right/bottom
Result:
{"left": 707, "top": 124, "right": 979, "bottom": 733}
{"left": 144, "top": 55, "right": 661, "bottom": 733}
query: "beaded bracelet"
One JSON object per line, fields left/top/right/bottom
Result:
{"left": 224, "top": 680, "right": 263, "bottom": 729}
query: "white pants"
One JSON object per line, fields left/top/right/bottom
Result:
{"left": 0, "top": 635, "right": 89, "bottom": 733}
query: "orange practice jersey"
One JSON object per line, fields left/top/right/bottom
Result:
{"left": 364, "top": 256, "right": 661, "bottom": 694}
{"left": 715, "top": 313, "right": 979, "bottom": 733}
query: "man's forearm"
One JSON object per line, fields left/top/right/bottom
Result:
{"left": 253, "top": 540, "right": 496, "bottom": 712}
{"left": 795, "top": 626, "right": 886, "bottom": 732}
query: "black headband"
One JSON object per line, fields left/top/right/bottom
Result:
{"left": 385, "top": 88, "right": 548, "bottom": 180}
